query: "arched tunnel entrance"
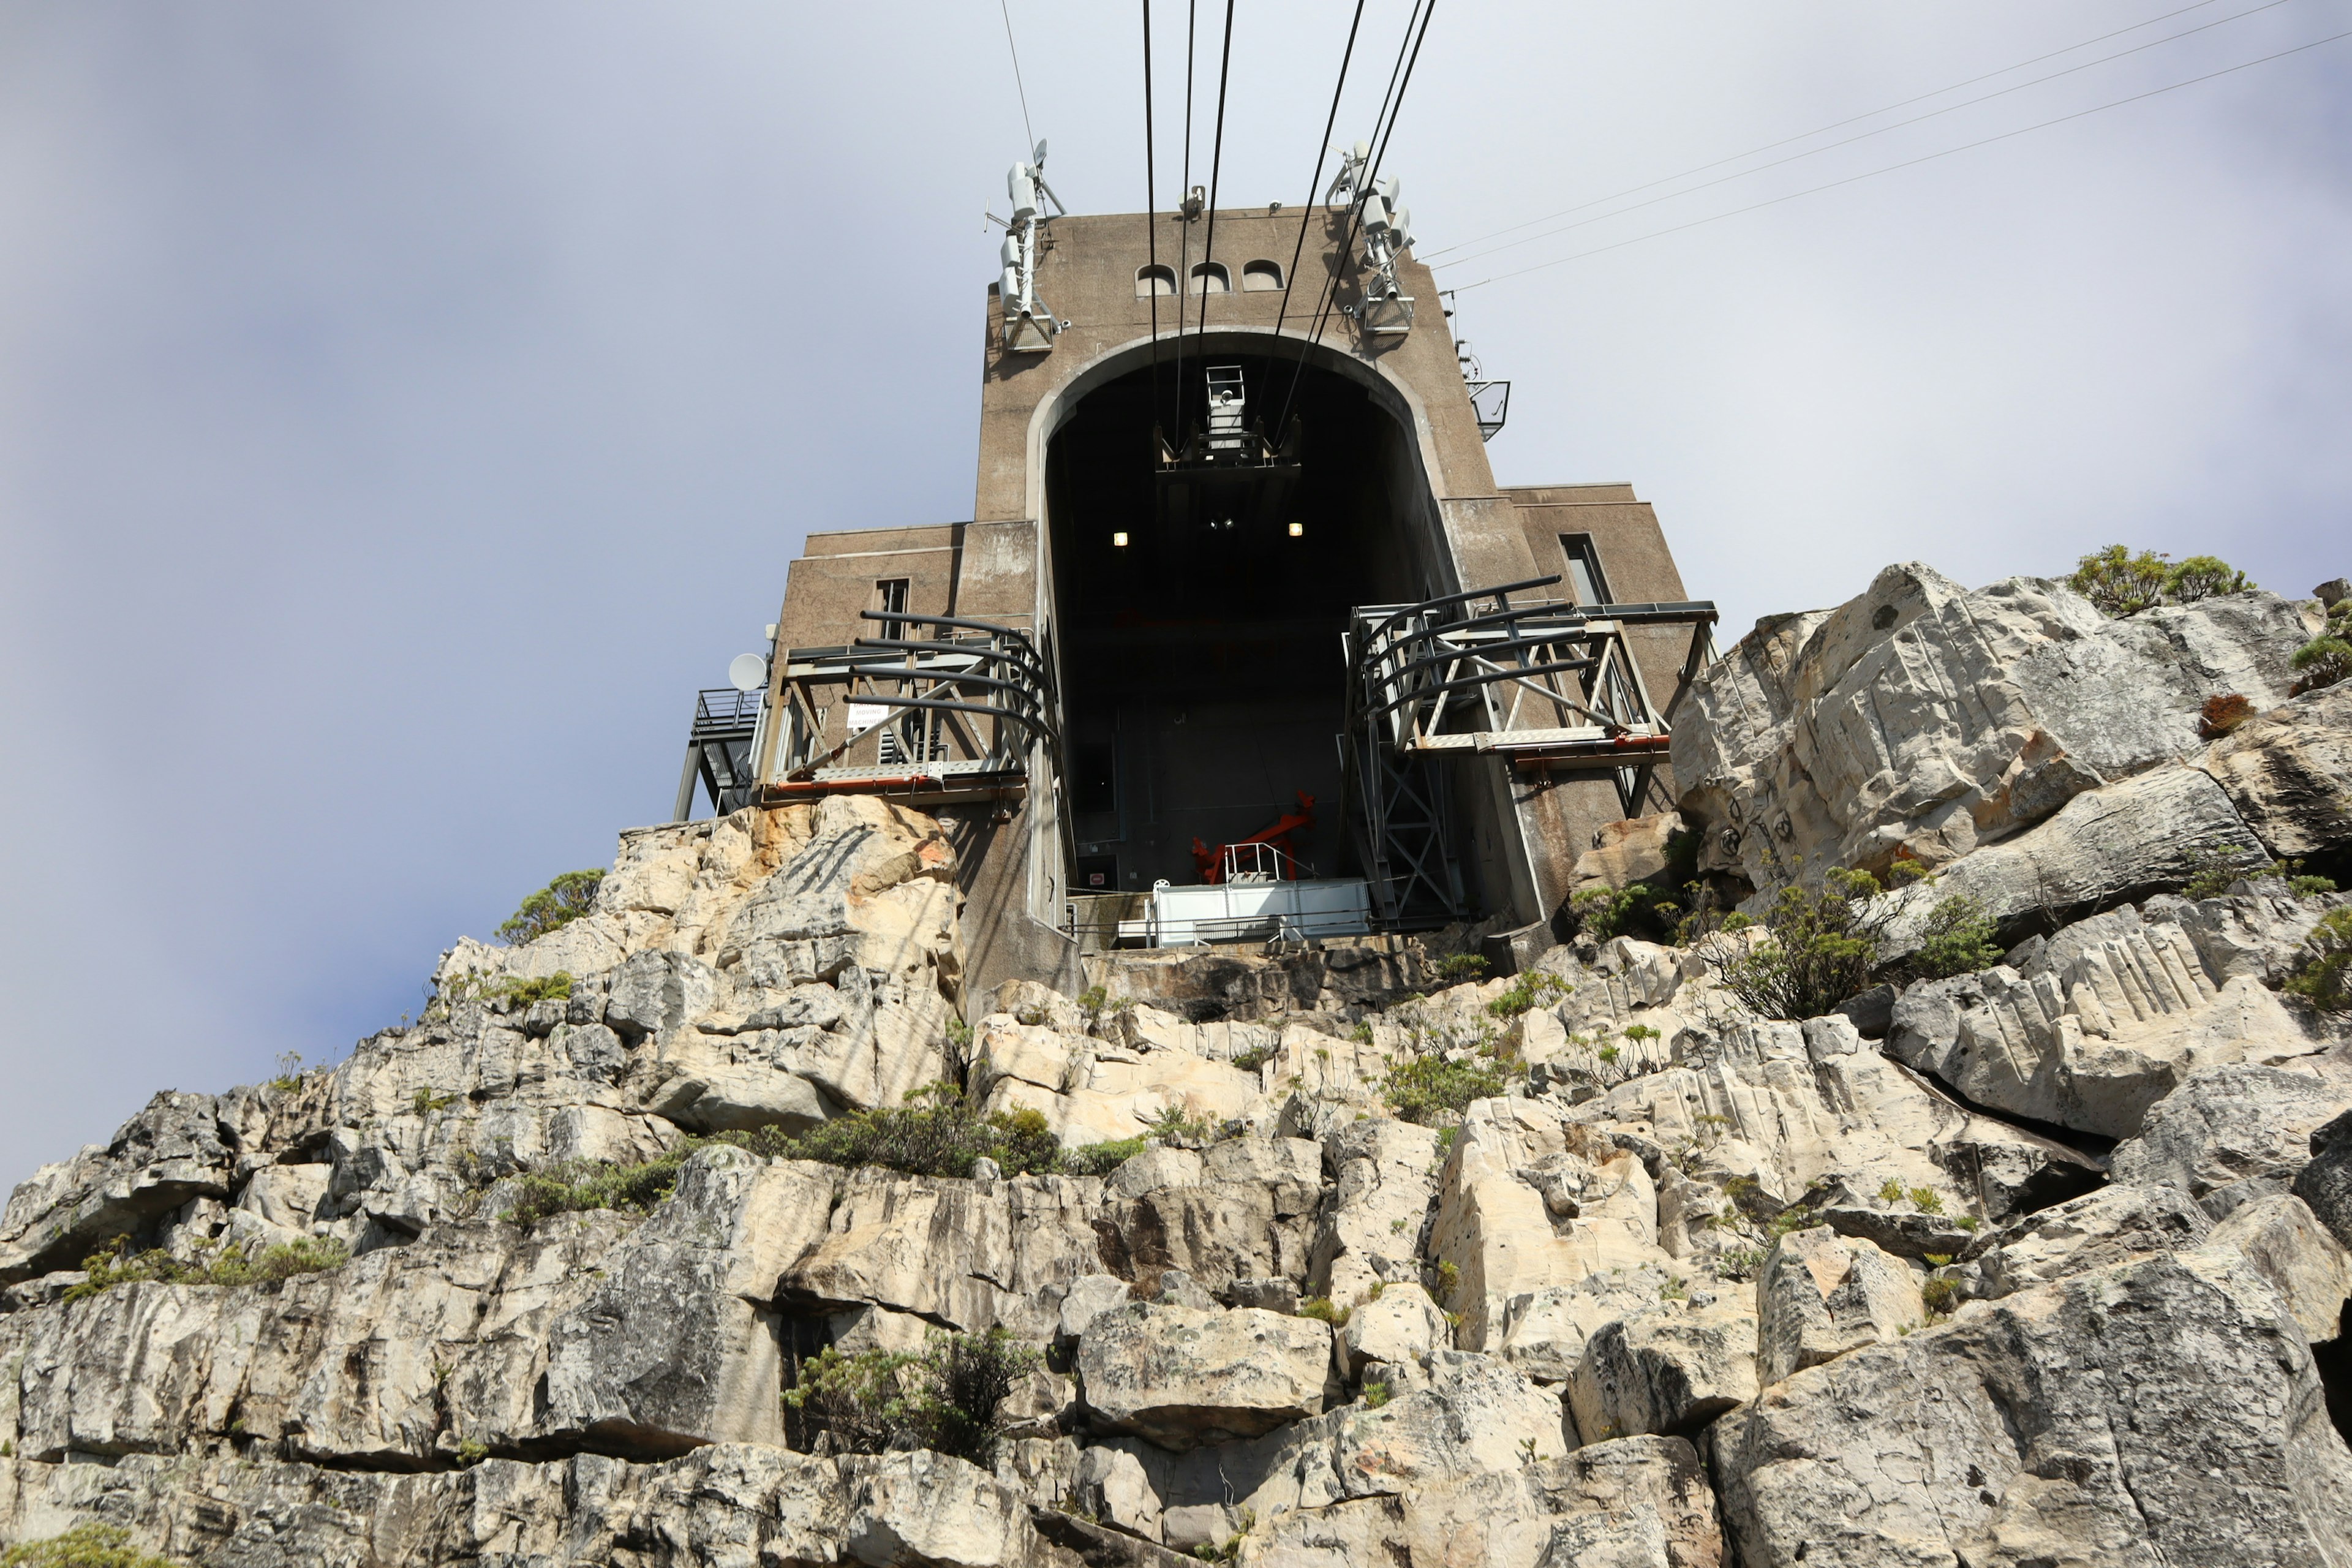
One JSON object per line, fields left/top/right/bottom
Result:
{"left": 1043, "top": 340, "right": 1446, "bottom": 900}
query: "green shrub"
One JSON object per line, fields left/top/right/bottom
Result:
{"left": 2163, "top": 554, "right": 2253, "bottom": 603}
{"left": 1297, "top": 1296, "right": 1351, "bottom": 1327}
{"left": 1693, "top": 867, "right": 1899, "bottom": 1020}
{"left": 498, "top": 870, "right": 605, "bottom": 945}
{"left": 1483, "top": 970, "right": 1570, "bottom": 1020}
{"left": 2291, "top": 636, "right": 2352, "bottom": 696}
{"left": 502, "top": 1145, "right": 709, "bottom": 1226}
{"left": 2285, "top": 910, "right": 2352, "bottom": 1012}
{"left": 412, "top": 1087, "right": 459, "bottom": 1117}
{"left": 1360, "top": 1379, "right": 1392, "bottom": 1408}
{"left": 1877, "top": 1177, "right": 1905, "bottom": 1203}
{"left": 1921, "top": 1278, "right": 1957, "bottom": 1316}
{"left": 1381, "top": 1052, "right": 1505, "bottom": 1124}
{"left": 1907, "top": 894, "right": 2003, "bottom": 980}
{"left": 66, "top": 1235, "right": 350, "bottom": 1303}
{"left": 1230, "top": 1042, "right": 1275, "bottom": 1073}
{"left": 1434, "top": 953, "right": 1489, "bottom": 981}
{"left": 778, "top": 1082, "right": 1063, "bottom": 1178}
{"left": 1145, "top": 1104, "right": 1220, "bottom": 1143}
{"left": 785, "top": 1328, "right": 1038, "bottom": 1466}
{"left": 2067, "top": 546, "right": 2253, "bottom": 619}
{"left": 1, "top": 1524, "right": 180, "bottom": 1567}
{"left": 1433, "top": 1260, "right": 1460, "bottom": 1305}
{"left": 1059, "top": 1137, "right": 1148, "bottom": 1177}
{"left": 1908, "top": 1187, "right": 1945, "bottom": 1215}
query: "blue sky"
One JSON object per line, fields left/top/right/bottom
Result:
{"left": 2, "top": 1, "right": 2345, "bottom": 1174}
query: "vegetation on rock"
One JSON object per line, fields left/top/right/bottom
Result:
{"left": 497, "top": 869, "right": 606, "bottom": 944}
{"left": 2067, "top": 545, "right": 2253, "bottom": 618}
{"left": 2285, "top": 909, "right": 2352, "bottom": 1012}
{"left": 784, "top": 1327, "right": 1038, "bottom": 1465}
{"left": 1381, "top": 1050, "right": 1507, "bottom": 1124}
{"left": 1904, "top": 893, "right": 2003, "bottom": 981}
{"left": 67, "top": 1235, "right": 350, "bottom": 1303}
{"left": 1, "top": 1525, "right": 180, "bottom": 1568}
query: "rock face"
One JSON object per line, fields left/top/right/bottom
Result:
{"left": 5, "top": 554, "right": 2351, "bottom": 1567}
{"left": 1716, "top": 1251, "right": 2352, "bottom": 1567}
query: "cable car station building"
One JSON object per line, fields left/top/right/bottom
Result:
{"left": 677, "top": 170, "right": 1714, "bottom": 998}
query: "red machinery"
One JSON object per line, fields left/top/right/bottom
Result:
{"left": 1192, "top": 792, "right": 1316, "bottom": 884}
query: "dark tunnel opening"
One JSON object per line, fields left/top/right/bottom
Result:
{"left": 1045, "top": 348, "right": 1437, "bottom": 895}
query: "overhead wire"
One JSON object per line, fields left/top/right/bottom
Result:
{"left": 1268, "top": 0, "right": 1370, "bottom": 356}
{"left": 1274, "top": 0, "right": 1436, "bottom": 442}
{"left": 1450, "top": 24, "right": 2352, "bottom": 293}
{"left": 1431, "top": 0, "right": 2301, "bottom": 272}
{"left": 1418, "top": 0, "right": 2247, "bottom": 263}
{"left": 1142, "top": 0, "right": 1164, "bottom": 437}
{"left": 1195, "top": 1, "right": 1238, "bottom": 349}
{"left": 998, "top": 0, "right": 1037, "bottom": 156}
{"left": 1174, "top": 0, "right": 1197, "bottom": 437}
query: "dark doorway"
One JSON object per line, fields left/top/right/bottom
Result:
{"left": 1046, "top": 347, "right": 1435, "bottom": 890}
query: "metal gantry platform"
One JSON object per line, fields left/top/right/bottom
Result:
{"left": 673, "top": 688, "right": 766, "bottom": 821}
{"left": 758, "top": 609, "right": 1059, "bottom": 808}
{"left": 1342, "top": 576, "right": 1717, "bottom": 927}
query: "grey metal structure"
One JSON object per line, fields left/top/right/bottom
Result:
{"left": 673, "top": 688, "right": 764, "bottom": 821}
{"left": 758, "top": 610, "right": 1061, "bottom": 810}
{"left": 1342, "top": 578, "right": 1717, "bottom": 927}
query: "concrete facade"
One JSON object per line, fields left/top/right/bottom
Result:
{"left": 740, "top": 205, "right": 1703, "bottom": 997}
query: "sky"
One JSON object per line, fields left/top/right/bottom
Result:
{"left": 2, "top": 1, "right": 2345, "bottom": 1175}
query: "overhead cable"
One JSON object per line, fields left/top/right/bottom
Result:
{"left": 1269, "top": 0, "right": 1371, "bottom": 349}
{"left": 1419, "top": 0, "right": 2274, "bottom": 263}
{"left": 1196, "top": 1, "right": 1238, "bottom": 343}
{"left": 1142, "top": 0, "right": 1164, "bottom": 435}
{"left": 1452, "top": 25, "right": 2352, "bottom": 293}
{"left": 1276, "top": 0, "right": 1436, "bottom": 439}
{"left": 1433, "top": 0, "right": 2299, "bottom": 271}
{"left": 998, "top": 0, "right": 1037, "bottom": 156}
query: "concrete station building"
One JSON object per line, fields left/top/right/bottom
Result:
{"left": 674, "top": 166, "right": 1714, "bottom": 997}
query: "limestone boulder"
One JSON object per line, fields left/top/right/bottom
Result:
{"left": 1098, "top": 1136, "right": 1321, "bottom": 1302}
{"left": 1338, "top": 1281, "right": 1448, "bottom": 1374}
{"left": 778, "top": 1168, "right": 1107, "bottom": 1341}
{"left": 2293, "top": 1107, "right": 2352, "bottom": 1251}
{"left": 1430, "top": 1098, "right": 1673, "bottom": 1351}
{"left": 1714, "top": 1250, "right": 2352, "bottom": 1567}
{"left": 0, "top": 1092, "right": 236, "bottom": 1284}
{"left": 2110, "top": 1061, "right": 2352, "bottom": 1217}
{"left": 1968, "top": 1183, "right": 2211, "bottom": 1300}
{"left": 975, "top": 1015, "right": 1265, "bottom": 1146}
{"left": 1076, "top": 1302, "right": 1336, "bottom": 1450}
{"left": 2196, "top": 680, "right": 2352, "bottom": 858}
{"left": 1670, "top": 564, "right": 2305, "bottom": 895}
{"left": 1566, "top": 812, "right": 1686, "bottom": 895}
{"left": 1755, "top": 1226, "right": 1923, "bottom": 1385}
{"left": 1567, "top": 1296, "right": 1759, "bottom": 1443}
{"left": 2204, "top": 1193, "right": 2352, "bottom": 1343}
{"left": 1887, "top": 905, "right": 2328, "bottom": 1139}
{"left": 1240, "top": 1434, "right": 1722, "bottom": 1568}
{"left": 1492, "top": 1268, "right": 1673, "bottom": 1387}
{"left": 1309, "top": 1117, "right": 1441, "bottom": 1308}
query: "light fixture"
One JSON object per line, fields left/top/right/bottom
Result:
{"left": 1112, "top": 531, "right": 1129, "bottom": 547}
{"left": 1287, "top": 521, "right": 1305, "bottom": 537}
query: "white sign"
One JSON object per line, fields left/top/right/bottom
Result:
{"left": 845, "top": 703, "right": 890, "bottom": 737}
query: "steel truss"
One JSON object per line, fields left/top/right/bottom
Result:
{"left": 1343, "top": 576, "right": 1717, "bottom": 926}
{"left": 757, "top": 610, "right": 1060, "bottom": 808}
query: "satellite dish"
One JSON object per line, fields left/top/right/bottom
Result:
{"left": 728, "top": 652, "right": 769, "bottom": 693}
{"left": 1034, "top": 138, "right": 1049, "bottom": 165}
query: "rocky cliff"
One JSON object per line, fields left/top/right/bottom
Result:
{"left": 2, "top": 567, "right": 2348, "bottom": 1567}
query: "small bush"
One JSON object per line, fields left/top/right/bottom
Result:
{"left": 1230, "top": 1042, "right": 1275, "bottom": 1073}
{"left": 1693, "top": 867, "right": 1901, "bottom": 1021}
{"left": 1716, "top": 1246, "right": 1764, "bottom": 1281}
{"left": 1921, "top": 1278, "right": 1957, "bottom": 1316}
{"left": 1484, "top": 970, "right": 1570, "bottom": 1020}
{"left": 1955, "top": 1215, "right": 1981, "bottom": 1233}
{"left": 777, "top": 1082, "right": 1063, "bottom": 1178}
{"left": 1908, "top": 1187, "right": 1945, "bottom": 1215}
{"left": 2285, "top": 910, "right": 2352, "bottom": 1012}
{"left": 1907, "top": 894, "right": 2003, "bottom": 981}
{"left": 786, "top": 1328, "right": 1038, "bottom": 1466}
{"left": 2291, "top": 636, "right": 2352, "bottom": 696}
{"left": 412, "top": 1087, "right": 459, "bottom": 1117}
{"left": 1434, "top": 953, "right": 1490, "bottom": 981}
{"left": 67, "top": 1235, "right": 350, "bottom": 1303}
{"left": 1297, "top": 1296, "right": 1351, "bottom": 1327}
{"left": 1433, "top": 1260, "right": 1460, "bottom": 1305}
{"left": 498, "top": 870, "right": 605, "bottom": 945}
{"left": 2163, "top": 554, "right": 2253, "bottom": 603}
{"left": 1877, "top": 1177, "right": 1905, "bottom": 1204}
{"left": 1060, "top": 1137, "right": 1149, "bottom": 1177}
{"left": 2199, "top": 692, "right": 2255, "bottom": 739}
{"left": 1145, "top": 1104, "right": 1220, "bottom": 1143}
{"left": 2067, "top": 546, "right": 2253, "bottom": 619}
{"left": 1, "top": 1524, "right": 180, "bottom": 1567}
{"left": 1360, "top": 1379, "right": 1392, "bottom": 1408}
{"left": 1381, "top": 1053, "right": 1505, "bottom": 1124}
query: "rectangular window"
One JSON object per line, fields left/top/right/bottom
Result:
{"left": 1558, "top": 535, "right": 1612, "bottom": 606}
{"left": 875, "top": 578, "right": 910, "bottom": 619}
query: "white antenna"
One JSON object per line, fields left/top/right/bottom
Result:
{"left": 1346, "top": 170, "right": 1417, "bottom": 334}
{"left": 1000, "top": 140, "right": 1068, "bottom": 353}
{"left": 1325, "top": 140, "right": 1370, "bottom": 208}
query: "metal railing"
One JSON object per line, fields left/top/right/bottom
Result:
{"left": 1341, "top": 576, "right": 1717, "bottom": 925}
